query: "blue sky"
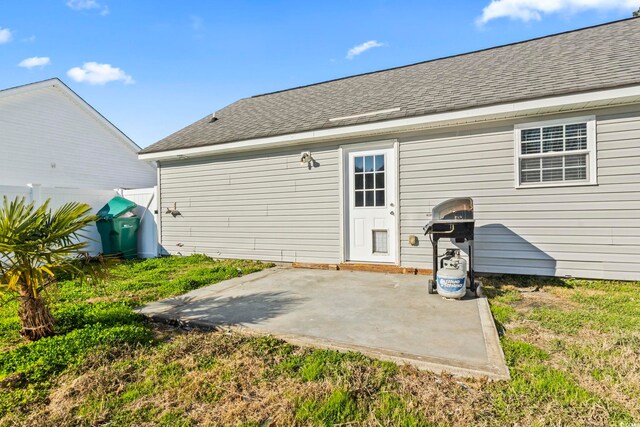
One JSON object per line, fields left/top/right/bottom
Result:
{"left": 0, "top": 1, "right": 637, "bottom": 148}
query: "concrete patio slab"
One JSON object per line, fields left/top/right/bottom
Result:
{"left": 136, "top": 267, "right": 509, "bottom": 379}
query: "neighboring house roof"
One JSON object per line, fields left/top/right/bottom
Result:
{"left": 0, "top": 78, "right": 142, "bottom": 154}
{"left": 141, "top": 18, "right": 640, "bottom": 155}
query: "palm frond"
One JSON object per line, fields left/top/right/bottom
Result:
{"left": 0, "top": 196, "right": 108, "bottom": 300}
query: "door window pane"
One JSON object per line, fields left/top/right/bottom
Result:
{"left": 354, "top": 157, "right": 363, "bottom": 173}
{"left": 355, "top": 174, "right": 363, "bottom": 190}
{"left": 365, "top": 156, "right": 374, "bottom": 172}
{"left": 355, "top": 191, "right": 364, "bottom": 207}
{"left": 375, "top": 172, "right": 385, "bottom": 189}
{"left": 375, "top": 155, "right": 384, "bottom": 171}
{"left": 375, "top": 190, "right": 385, "bottom": 206}
{"left": 365, "top": 191, "right": 374, "bottom": 206}
{"left": 365, "top": 173, "right": 374, "bottom": 189}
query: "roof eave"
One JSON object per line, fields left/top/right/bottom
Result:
{"left": 139, "top": 84, "right": 640, "bottom": 162}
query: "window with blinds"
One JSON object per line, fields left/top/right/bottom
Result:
{"left": 515, "top": 117, "right": 596, "bottom": 187}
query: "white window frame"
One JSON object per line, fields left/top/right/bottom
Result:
{"left": 514, "top": 115, "right": 597, "bottom": 189}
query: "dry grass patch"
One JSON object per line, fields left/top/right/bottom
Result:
{"left": 6, "top": 326, "right": 634, "bottom": 426}
{"left": 8, "top": 332, "right": 396, "bottom": 426}
{"left": 483, "top": 275, "right": 640, "bottom": 424}
{"left": 2, "top": 257, "right": 639, "bottom": 426}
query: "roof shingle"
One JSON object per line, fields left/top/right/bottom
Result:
{"left": 141, "top": 18, "right": 640, "bottom": 154}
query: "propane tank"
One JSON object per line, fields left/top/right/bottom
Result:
{"left": 436, "top": 250, "right": 467, "bottom": 299}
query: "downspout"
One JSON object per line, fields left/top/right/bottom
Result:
{"left": 156, "top": 161, "right": 163, "bottom": 256}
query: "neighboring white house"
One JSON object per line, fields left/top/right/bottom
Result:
{"left": 0, "top": 78, "right": 158, "bottom": 258}
{"left": 0, "top": 78, "right": 156, "bottom": 189}
{"left": 140, "top": 18, "right": 640, "bottom": 281}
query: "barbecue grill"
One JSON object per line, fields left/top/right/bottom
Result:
{"left": 423, "top": 197, "right": 480, "bottom": 298}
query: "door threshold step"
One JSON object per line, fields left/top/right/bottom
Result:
{"left": 292, "top": 262, "right": 432, "bottom": 275}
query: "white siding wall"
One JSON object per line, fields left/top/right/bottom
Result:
{"left": 399, "top": 105, "right": 640, "bottom": 281}
{"left": 0, "top": 85, "right": 156, "bottom": 189}
{"left": 158, "top": 104, "right": 640, "bottom": 281}
{"left": 159, "top": 143, "right": 341, "bottom": 263}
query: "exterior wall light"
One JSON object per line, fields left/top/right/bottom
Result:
{"left": 300, "top": 151, "right": 313, "bottom": 165}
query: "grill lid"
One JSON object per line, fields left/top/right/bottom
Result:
{"left": 423, "top": 197, "right": 475, "bottom": 236}
{"left": 431, "top": 197, "right": 473, "bottom": 221}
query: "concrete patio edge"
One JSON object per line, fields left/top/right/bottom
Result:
{"left": 136, "top": 268, "right": 510, "bottom": 380}
{"left": 475, "top": 286, "right": 511, "bottom": 380}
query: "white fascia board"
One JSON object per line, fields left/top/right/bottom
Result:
{"left": 0, "top": 78, "right": 60, "bottom": 99}
{"left": 139, "top": 84, "right": 640, "bottom": 161}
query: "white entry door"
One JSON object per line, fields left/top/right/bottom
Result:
{"left": 346, "top": 146, "right": 397, "bottom": 263}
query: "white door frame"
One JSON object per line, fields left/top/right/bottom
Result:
{"left": 339, "top": 139, "right": 400, "bottom": 265}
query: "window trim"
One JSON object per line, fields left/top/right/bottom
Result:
{"left": 514, "top": 115, "right": 597, "bottom": 189}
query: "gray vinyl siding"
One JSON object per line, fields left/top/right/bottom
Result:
{"left": 159, "top": 104, "right": 640, "bottom": 281}
{"left": 159, "top": 143, "right": 341, "bottom": 263}
{"left": 398, "top": 105, "right": 640, "bottom": 281}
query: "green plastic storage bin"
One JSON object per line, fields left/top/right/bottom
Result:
{"left": 96, "top": 197, "right": 140, "bottom": 259}
{"left": 97, "top": 217, "right": 140, "bottom": 259}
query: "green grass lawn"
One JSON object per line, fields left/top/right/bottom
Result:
{"left": 0, "top": 256, "right": 638, "bottom": 426}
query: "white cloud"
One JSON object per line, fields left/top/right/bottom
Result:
{"left": 0, "top": 27, "right": 13, "bottom": 44}
{"left": 477, "top": 0, "right": 638, "bottom": 25}
{"left": 346, "top": 40, "right": 384, "bottom": 60}
{"left": 18, "top": 56, "right": 51, "bottom": 69}
{"left": 67, "top": 62, "right": 134, "bottom": 85}
{"left": 67, "top": 0, "right": 98, "bottom": 9}
{"left": 22, "top": 35, "right": 36, "bottom": 43}
{"left": 66, "top": 0, "right": 109, "bottom": 15}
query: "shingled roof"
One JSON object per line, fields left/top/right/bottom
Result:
{"left": 141, "top": 18, "right": 640, "bottom": 154}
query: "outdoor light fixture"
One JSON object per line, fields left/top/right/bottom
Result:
{"left": 165, "top": 202, "right": 181, "bottom": 217}
{"left": 300, "top": 151, "right": 313, "bottom": 165}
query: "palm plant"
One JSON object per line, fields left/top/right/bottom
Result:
{"left": 0, "top": 196, "right": 106, "bottom": 341}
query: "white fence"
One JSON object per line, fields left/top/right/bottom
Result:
{"left": 119, "top": 187, "right": 158, "bottom": 259}
{"left": 0, "top": 184, "right": 158, "bottom": 258}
